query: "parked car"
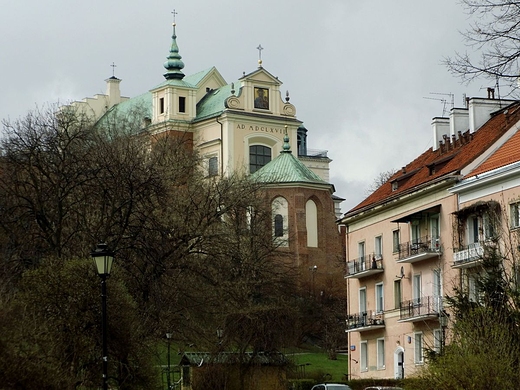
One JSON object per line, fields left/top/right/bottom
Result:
{"left": 364, "top": 387, "right": 403, "bottom": 390}
{"left": 311, "top": 384, "right": 352, "bottom": 390}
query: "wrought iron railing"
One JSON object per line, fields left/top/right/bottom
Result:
{"left": 346, "top": 254, "right": 383, "bottom": 276}
{"left": 453, "top": 242, "right": 484, "bottom": 265}
{"left": 347, "top": 310, "right": 384, "bottom": 329}
{"left": 396, "top": 235, "right": 441, "bottom": 260}
{"left": 400, "top": 295, "right": 441, "bottom": 320}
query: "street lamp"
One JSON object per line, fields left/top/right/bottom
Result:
{"left": 166, "top": 332, "right": 172, "bottom": 390}
{"left": 439, "top": 310, "right": 449, "bottom": 354}
{"left": 91, "top": 243, "right": 115, "bottom": 390}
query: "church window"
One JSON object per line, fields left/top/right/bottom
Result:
{"left": 179, "top": 96, "right": 186, "bottom": 113}
{"left": 272, "top": 196, "right": 288, "bottom": 247}
{"left": 159, "top": 97, "right": 165, "bottom": 114}
{"left": 306, "top": 199, "right": 318, "bottom": 247}
{"left": 208, "top": 156, "right": 218, "bottom": 177}
{"left": 274, "top": 214, "right": 283, "bottom": 237}
{"left": 249, "top": 145, "right": 271, "bottom": 173}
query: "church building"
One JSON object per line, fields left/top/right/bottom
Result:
{"left": 69, "top": 20, "right": 345, "bottom": 299}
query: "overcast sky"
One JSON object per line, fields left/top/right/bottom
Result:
{"left": 1, "top": 1, "right": 502, "bottom": 212}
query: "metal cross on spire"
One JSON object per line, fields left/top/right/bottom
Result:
{"left": 171, "top": 9, "right": 178, "bottom": 25}
{"left": 257, "top": 44, "right": 264, "bottom": 67}
{"left": 110, "top": 62, "right": 117, "bottom": 77}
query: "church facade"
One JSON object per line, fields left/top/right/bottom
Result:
{"left": 69, "top": 20, "right": 345, "bottom": 312}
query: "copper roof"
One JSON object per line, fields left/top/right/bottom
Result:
{"left": 344, "top": 101, "right": 520, "bottom": 218}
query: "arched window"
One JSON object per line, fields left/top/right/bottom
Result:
{"left": 249, "top": 145, "right": 271, "bottom": 173}
{"left": 272, "top": 196, "right": 288, "bottom": 247}
{"left": 274, "top": 214, "right": 284, "bottom": 237}
{"left": 306, "top": 199, "right": 318, "bottom": 247}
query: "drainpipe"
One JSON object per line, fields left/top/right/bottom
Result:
{"left": 216, "top": 116, "right": 224, "bottom": 176}
{"left": 345, "top": 224, "right": 352, "bottom": 381}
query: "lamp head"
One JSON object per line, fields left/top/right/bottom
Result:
{"left": 91, "top": 243, "right": 114, "bottom": 277}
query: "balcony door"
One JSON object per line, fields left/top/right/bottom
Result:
{"left": 359, "top": 288, "right": 367, "bottom": 313}
{"left": 433, "top": 269, "right": 441, "bottom": 311}
{"left": 413, "top": 274, "right": 422, "bottom": 305}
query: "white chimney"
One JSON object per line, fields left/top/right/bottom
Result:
{"left": 432, "top": 117, "right": 450, "bottom": 151}
{"left": 450, "top": 108, "right": 469, "bottom": 139}
{"left": 468, "top": 97, "right": 512, "bottom": 133}
{"left": 105, "top": 77, "right": 122, "bottom": 109}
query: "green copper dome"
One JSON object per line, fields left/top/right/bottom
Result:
{"left": 163, "top": 23, "right": 185, "bottom": 80}
{"left": 252, "top": 135, "right": 329, "bottom": 186}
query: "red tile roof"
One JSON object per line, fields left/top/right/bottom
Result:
{"left": 467, "top": 125, "right": 520, "bottom": 177}
{"left": 344, "top": 101, "right": 520, "bottom": 218}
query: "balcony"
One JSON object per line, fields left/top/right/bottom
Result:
{"left": 396, "top": 235, "right": 442, "bottom": 264}
{"left": 345, "top": 254, "right": 384, "bottom": 279}
{"left": 346, "top": 310, "right": 385, "bottom": 333}
{"left": 399, "top": 296, "right": 441, "bottom": 322}
{"left": 452, "top": 242, "right": 484, "bottom": 269}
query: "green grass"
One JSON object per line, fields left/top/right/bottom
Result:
{"left": 288, "top": 352, "right": 349, "bottom": 383}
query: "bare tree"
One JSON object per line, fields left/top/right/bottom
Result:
{"left": 444, "top": 0, "right": 520, "bottom": 94}
{"left": 365, "top": 169, "right": 397, "bottom": 196}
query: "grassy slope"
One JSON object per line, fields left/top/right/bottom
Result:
{"left": 288, "top": 352, "right": 349, "bottom": 383}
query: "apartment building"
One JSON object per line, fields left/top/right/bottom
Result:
{"left": 339, "top": 96, "right": 520, "bottom": 380}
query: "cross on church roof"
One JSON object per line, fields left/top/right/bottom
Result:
{"left": 257, "top": 44, "right": 263, "bottom": 67}
{"left": 171, "top": 9, "right": 178, "bottom": 25}
{"left": 110, "top": 62, "right": 117, "bottom": 77}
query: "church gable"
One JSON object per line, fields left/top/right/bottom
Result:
{"left": 186, "top": 66, "right": 228, "bottom": 103}
{"left": 225, "top": 67, "right": 296, "bottom": 117}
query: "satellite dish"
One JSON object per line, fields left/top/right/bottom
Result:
{"left": 396, "top": 266, "right": 407, "bottom": 279}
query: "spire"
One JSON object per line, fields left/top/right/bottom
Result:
{"left": 163, "top": 11, "right": 185, "bottom": 80}
{"left": 282, "top": 125, "right": 292, "bottom": 154}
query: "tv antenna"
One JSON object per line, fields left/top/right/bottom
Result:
{"left": 423, "top": 92, "right": 454, "bottom": 117}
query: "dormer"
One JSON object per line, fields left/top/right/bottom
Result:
{"left": 225, "top": 67, "right": 296, "bottom": 117}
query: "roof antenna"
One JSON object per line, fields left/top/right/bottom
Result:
{"left": 423, "top": 92, "right": 454, "bottom": 117}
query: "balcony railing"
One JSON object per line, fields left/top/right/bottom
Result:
{"left": 396, "top": 235, "right": 441, "bottom": 263}
{"left": 346, "top": 310, "right": 385, "bottom": 332}
{"left": 345, "top": 254, "right": 384, "bottom": 279}
{"left": 453, "top": 242, "right": 484, "bottom": 268}
{"left": 399, "top": 295, "right": 441, "bottom": 322}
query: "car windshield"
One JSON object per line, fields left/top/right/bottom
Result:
{"left": 328, "top": 386, "right": 348, "bottom": 390}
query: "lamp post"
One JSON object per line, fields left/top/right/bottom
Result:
{"left": 309, "top": 265, "right": 317, "bottom": 297}
{"left": 166, "top": 332, "right": 172, "bottom": 390}
{"left": 91, "top": 243, "right": 114, "bottom": 390}
{"left": 439, "top": 310, "right": 449, "bottom": 355}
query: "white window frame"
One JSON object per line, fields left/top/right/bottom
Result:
{"left": 433, "top": 329, "right": 442, "bottom": 354}
{"left": 392, "top": 229, "right": 400, "bottom": 253}
{"left": 359, "top": 287, "right": 367, "bottom": 314}
{"left": 360, "top": 340, "right": 368, "bottom": 372}
{"left": 394, "top": 279, "right": 402, "bottom": 310}
{"left": 375, "top": 235, "right": 383, "bottom": 258}
{"left": 413, "top": 274, "right": 422, "bottom": 304}
{"left": 358, "top": 241, "right": 366, "bottom": 270}
{"left": 377, "top": 338, "right": 385, "bottom": 369}
{"left": 414, "top": 332, "right": 424, "bottom": 364}
{"left": 511, "top": 201, "right": 520, "bottom": 229}
{"left": 375, "top": 283, "right": 384, "bottom": 313}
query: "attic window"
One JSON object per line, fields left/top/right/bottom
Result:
{"left": 392, "top": 182, "right": 398, "bottom": 191}
{"left": 159, "top": 97, "right": 165, "bottom": 114}
{"left": 179, "top": 96, "right": 186, "bottom": 113}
